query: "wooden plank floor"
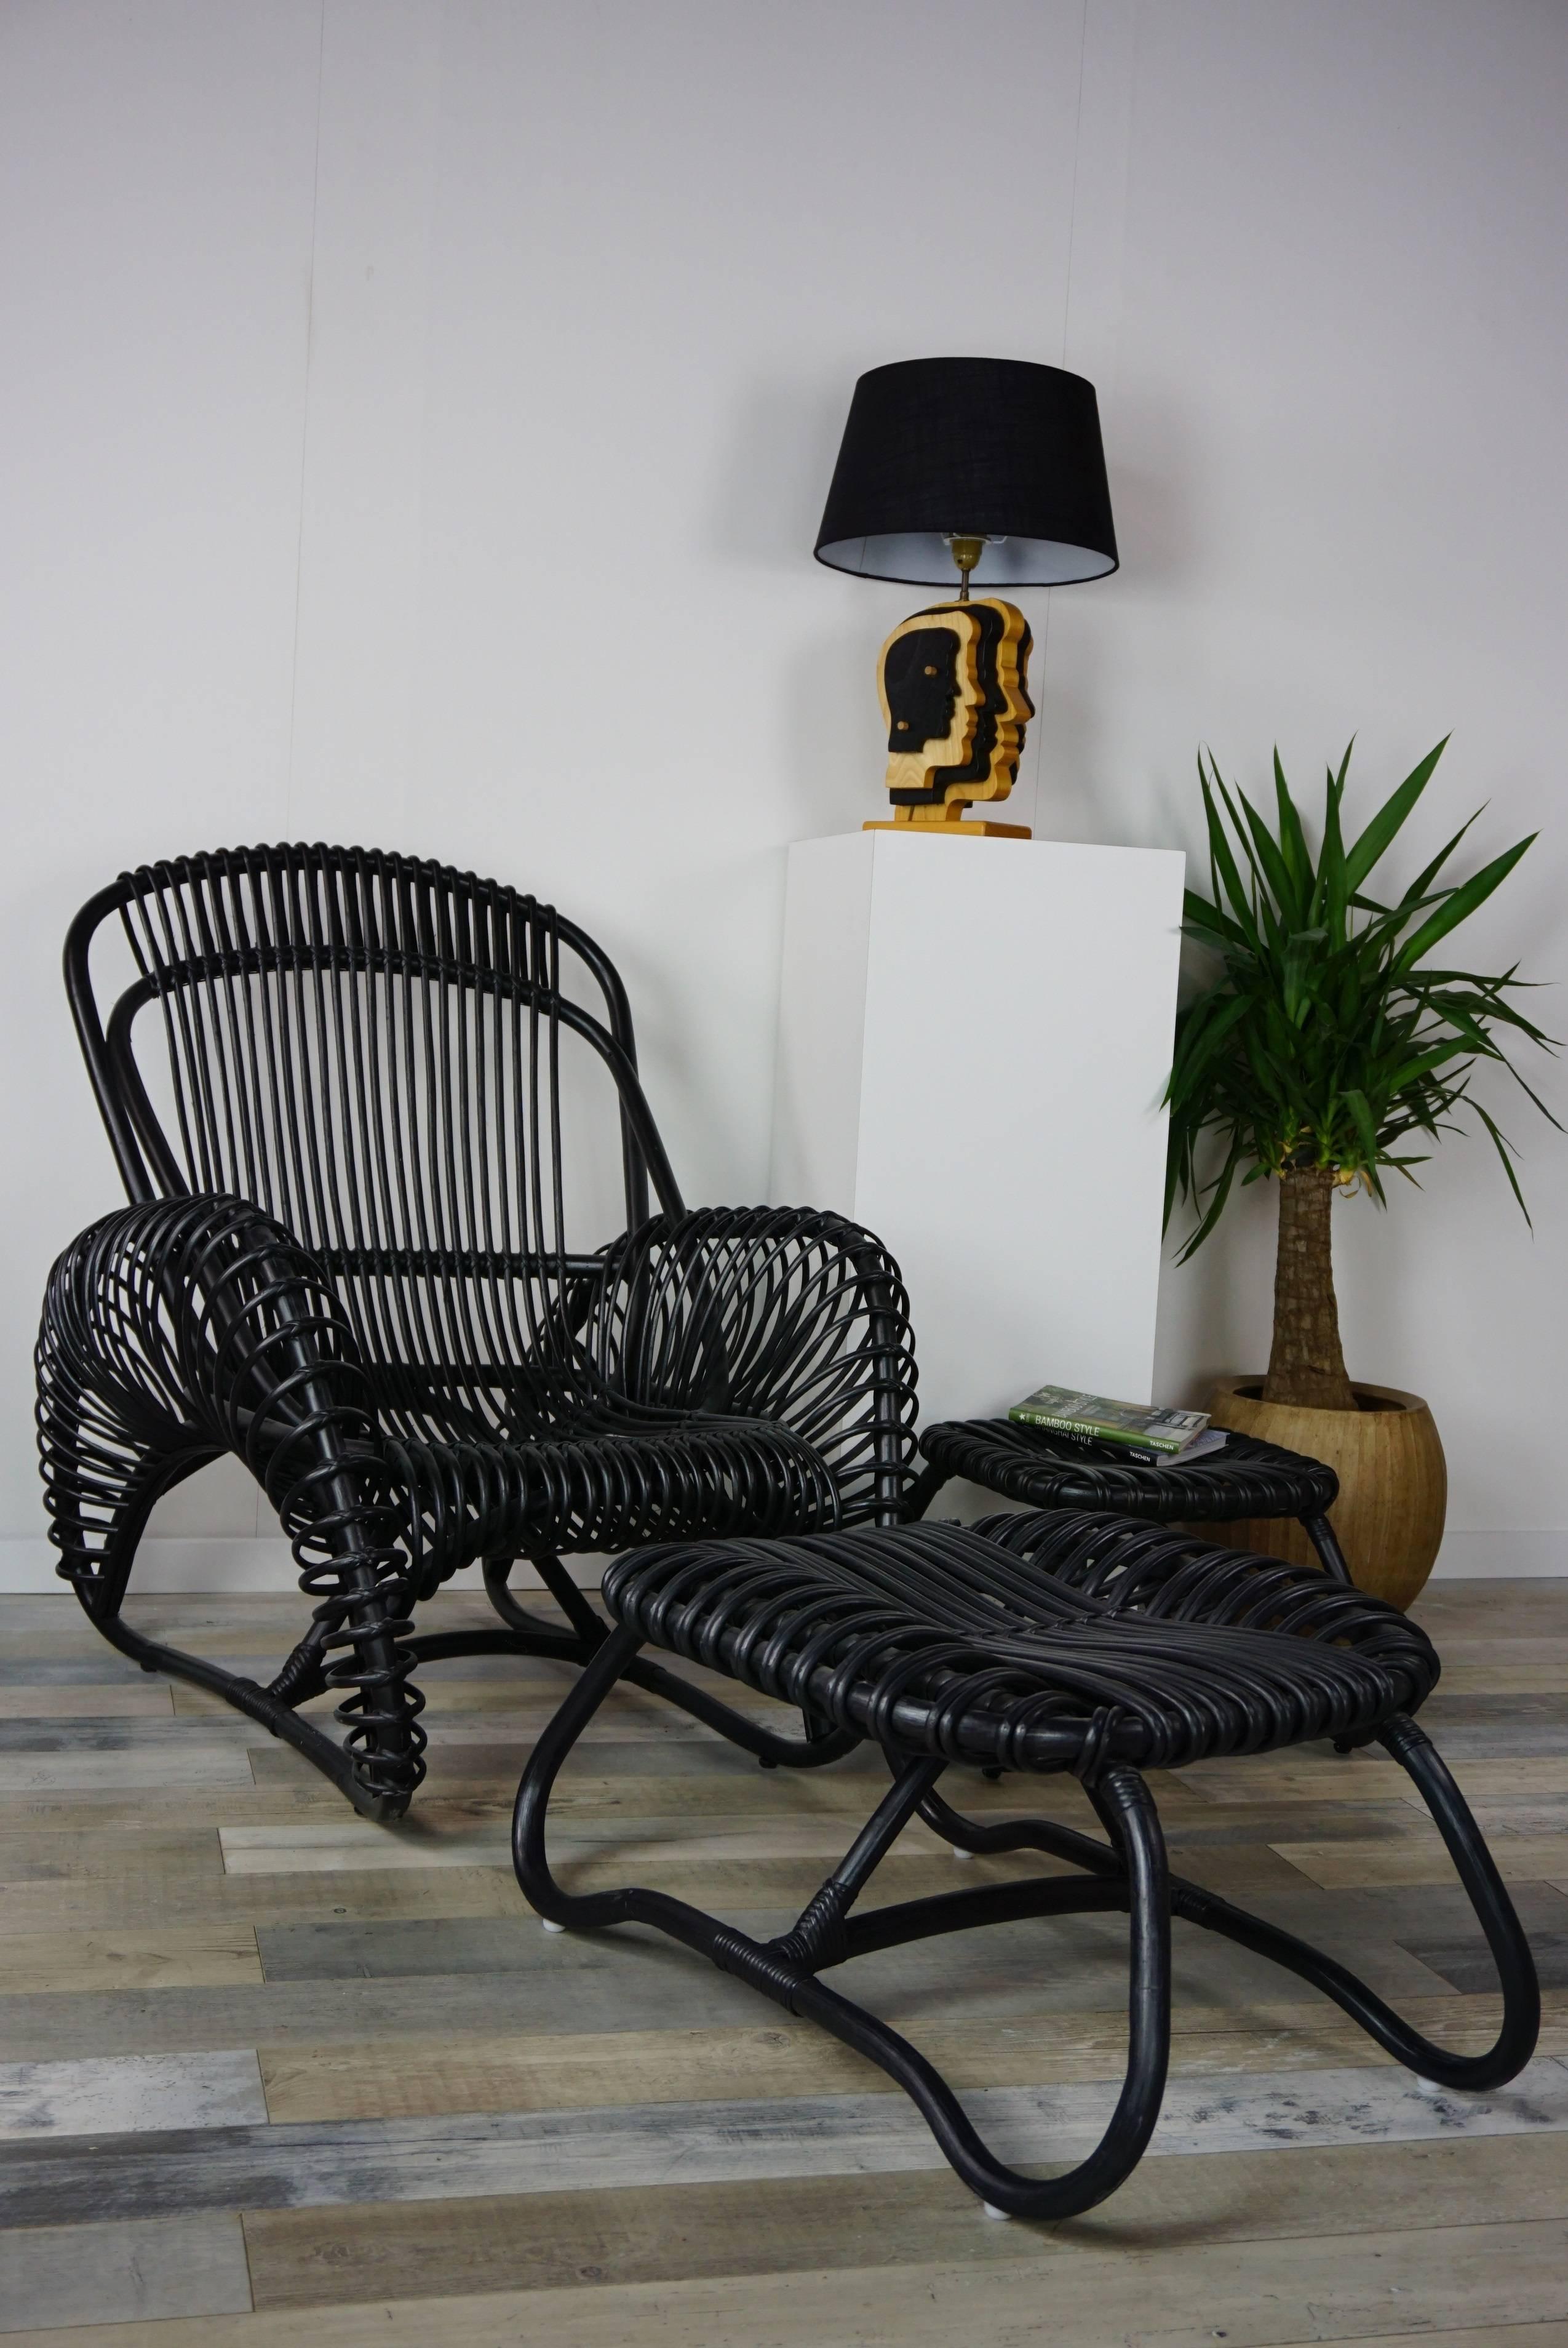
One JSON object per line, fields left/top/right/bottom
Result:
{"left": 2, "top": 1579, "right": 1567, "bottom": 2345}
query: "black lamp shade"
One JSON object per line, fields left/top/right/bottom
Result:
{"left": 814, "top": 356, "right": 1118, "bottom": 590}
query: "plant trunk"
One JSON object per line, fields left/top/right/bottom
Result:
{"left": 1264, "top": 1167, "right": 1356, "bottom": 1412}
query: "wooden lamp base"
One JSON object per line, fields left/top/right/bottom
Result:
{"left": 864, "top": 807, "right": 1032, "bottom": 841}
{"left": 872, "top": 596, "right": 1035, "bottom": 838}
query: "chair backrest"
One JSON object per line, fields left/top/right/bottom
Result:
{"left": 64, "top": 844, "right": 684, "bottom": 1413}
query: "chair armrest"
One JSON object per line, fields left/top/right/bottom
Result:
{"left": 38, "top": 1192, "right": 399, "bottom": 1568}
{"left": 580, "top": 1205, "right": 920, "bottom": 1524}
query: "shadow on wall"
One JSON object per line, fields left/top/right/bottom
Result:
{"left": 775, "top": 622, "right": 884, "bottom": 841}
{"left": 1031, "top": 389, "right": 1205, "bottom": 844}
{"left": 1156, "top": 1156, "right": 1279, "bottom": 1410}
{"left": 1105, "top": 389, "right": 1205, "bottom": 593}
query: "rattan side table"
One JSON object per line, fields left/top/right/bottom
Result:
{"left": 913, "top": 1418, "right": 1350, "bottom": 1582}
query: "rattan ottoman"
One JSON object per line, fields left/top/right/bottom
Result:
{"left": 514, "top": 1509, "right": 1537, "bottom": 2219}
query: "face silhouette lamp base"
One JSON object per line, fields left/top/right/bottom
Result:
{"left": 813, "top": 359, "right": 1118, "bottom": 841}
{"left": 864, "top": 544, "right": 1035, "bottom": 839}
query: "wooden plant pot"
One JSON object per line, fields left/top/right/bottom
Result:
{"left": 1200, "top": 1376, "right": 1447, "bottom": 1611}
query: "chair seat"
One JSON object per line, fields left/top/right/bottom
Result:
{"left": 602, "top": 1511, "right": 1436, "bottom": 1774}
{"left": 386, "top": 1402, "right": 842, "bottom": 1593}
{"left": 920, "top": 1417, "right": 1339, "bottom": 1521}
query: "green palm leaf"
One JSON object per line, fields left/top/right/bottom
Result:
{"left": 1167, "top": 740, "right": 1557, "bottom": 1256}
{"left": 1342, "top": 737, "right": 1448, "bottom": 893}
{"left": 1392, "top": 837, "right": 1537, "bottom": 972}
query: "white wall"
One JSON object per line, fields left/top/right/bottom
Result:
{"left": 1061, "top": 0, "right": 1568, "bottom": 1578}
{"left": 2, "top": 0, "right": 1564, "bottom": 1588}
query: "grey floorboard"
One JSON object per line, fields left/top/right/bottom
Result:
{"left": 1412, "top": 1583, "right": 1568, "bottom": 1634}
{"left": 0, "top": 1750, "right": 258, "bottom": 1792}
{"left": 1470, "top": 1794, "right": 1568, "bottom": 1833}
{"left": 557, "top": 1737, "right": 890, "bottom": 1778}
{"left": 0, "top": 1968, "right": 771, "bottom": 2061}
{"left": 1156, "top": 1802, "right": 1431, "bottom": 1849}
{"left": 0, "top": 2049, "right": 268, "bottom": 2140}
{"left": 0, "top": 1710, "right": 763, "bottom": 1754}
{"left": 256, "top": 1914, "right": 708, "bottom": 1982}
{"left": 1406, "top": 1931, "right": 1568, "bottom": 1994}
{"left": 5, "top": 2060, "right": 1565, "bottom": 2229}
{"left": 249, "top": 1735, "right": 889, "bottom": 1783}
{"left": 1421, "top": 1694, "right": 1568, "bottom": 1726}
{"left": 840, "top": 1911, "right": 1459, "bottom": 2015}
{"left": 0, "top": 2212, "right": 252, "bottom": 2331}
{"left": 1411, "top": 1724, "right": 1568, "bottom": 1760}
{"left": 0, "top": 1917, "right": 1441, "bottom": 2064}
{"left": 0, "top": 1719, "right": 266, "bottom": 1752}
{"left": 252, "top": 1903, "right": 1451, "bottom": 2008}
{"left": 0, "top": 1651, "right": 586, "bottom": 1690}
{"left": 1216, "top": 1879, "right": 1568, "bottom": 1941}
{"left": 0, "top": 1657, "right": 170, "bottom": 1687}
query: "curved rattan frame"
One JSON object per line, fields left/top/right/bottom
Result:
{"left": 37, "top": 845, "right": 922, "bottom": 1817}
{"left": 514, "top": 1513, "right": 1539, "bottom": 2219}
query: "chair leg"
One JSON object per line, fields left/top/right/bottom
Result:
{"left": 516, "top": 1691, "right": 1172, "bottom": 2221}
{"left": 38, "top": 1375, "right": 421, "bottom": 1823}
{"left": 307, "top": 1512, "right": 428, "bottom": 1816}
{"left": 1163, "top": 1713, "right": 1538, "bottom": 2092}
{"left": 74, "top": 1497, "right": 426, "bottom": 1824}
{"left": 36, "top": 1208, "right": 429, "bottom": 1818}
{"left": 481, "top": 1552, "right": 605, "bottom": 1650}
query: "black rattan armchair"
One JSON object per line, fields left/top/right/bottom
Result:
{"left": 36, "top": 846, "right": 920, "bottom": 1818}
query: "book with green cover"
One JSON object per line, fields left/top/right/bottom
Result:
{"left": 1008, "top": 1385, "right": 1214, "bottom": 1458}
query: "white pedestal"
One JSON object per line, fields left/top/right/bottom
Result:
{"left": 770, "top": 832, "right": 1185, "bottom": 1431}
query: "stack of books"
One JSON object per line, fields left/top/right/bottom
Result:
{"left": 1008, "top": 1384, "right": 1227, "bottom": 1468}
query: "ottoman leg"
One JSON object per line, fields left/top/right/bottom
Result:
{"left": 902, "top": 1462, "right": 952, "bottom": 1522}
{"left": 517, "top": 1672, "right": 1177, "bottom": 2219}
{"left": 513, "top": 1623, "right": 664, "bottom": 1936}
{"left": 1163, "top": 1714, "right": 1538, "bottom": 2093}
{"left": 798, "top": 1763, "right": 1174, "bottom": 2221}
{"left": 1301, "top": 1512, "right": 1354, "bottom": 1584}
{"left": 513, "top": 1620, "right": 861, "bottom": 1943}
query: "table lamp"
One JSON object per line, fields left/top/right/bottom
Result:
{"left": 814, "top": 356, "right": 1118, "bottom": 839}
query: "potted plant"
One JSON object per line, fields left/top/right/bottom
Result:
{"left": 1166, "top": 738, "right": 1556, "bottom": 1606}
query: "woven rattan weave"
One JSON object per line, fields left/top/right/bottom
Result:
{"left": 514, "top": 1510, "right": 1540, "bottom": 2218}
{"left": 36, "top": 845, "right": 920, "bottom": 1817}
{"left": 917, "top": 1416, "right": 1351, "bottom": 1579}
